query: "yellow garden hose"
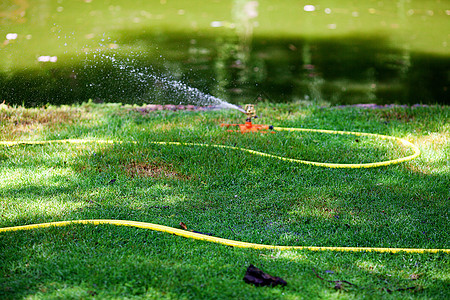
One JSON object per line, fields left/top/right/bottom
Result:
{"left": 1, "top": 219, "right": 448, "bottom": 254}
{"left": 1, "top": 127, "right": 441, "bottom": 254}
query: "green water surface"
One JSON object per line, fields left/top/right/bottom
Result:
{"left": 0, "top": 0, "right": 449, "bottom": 106}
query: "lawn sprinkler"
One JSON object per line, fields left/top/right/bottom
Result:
{"left": 221, "top": 104, "right": 274, "bottom": 133}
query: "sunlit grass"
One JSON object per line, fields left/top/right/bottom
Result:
{"left": 0, "top": 102, "right": 449, "bottom": 299}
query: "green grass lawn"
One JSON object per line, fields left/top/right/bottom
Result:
{"left": 0, "top": 101, "right": 449, "bottom": 299}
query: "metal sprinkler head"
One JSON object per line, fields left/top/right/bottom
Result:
{"left": 244, "top": 104, "right": 257, "bottom": 122}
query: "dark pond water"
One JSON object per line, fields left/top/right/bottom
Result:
{"left": 1, "top": 1, "right": 449, "bottom": 107}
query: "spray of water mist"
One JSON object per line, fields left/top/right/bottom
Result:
{"left": 90, "top": 53, "right": 245, "bottom": 113}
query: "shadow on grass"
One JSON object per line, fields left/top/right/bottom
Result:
{"left": 0, "top": 130, "right": 449, "bottom": 298}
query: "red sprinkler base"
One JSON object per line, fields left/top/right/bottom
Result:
{"left": 221, "top": 121, "right": 275, "bottom": 134}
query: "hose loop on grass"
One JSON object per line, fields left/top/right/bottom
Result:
{"left": 0, "top": 126, "right": 420, "bottom": 168}
{"left": 272, "top": 126, "right": 421, "bottom": 168}
{"left": 0, "top": 127, "right": 432, "bottom": 254}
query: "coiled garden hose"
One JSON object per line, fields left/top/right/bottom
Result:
{"left": 2, "top": 127, "right": 444, "bottom": 254}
